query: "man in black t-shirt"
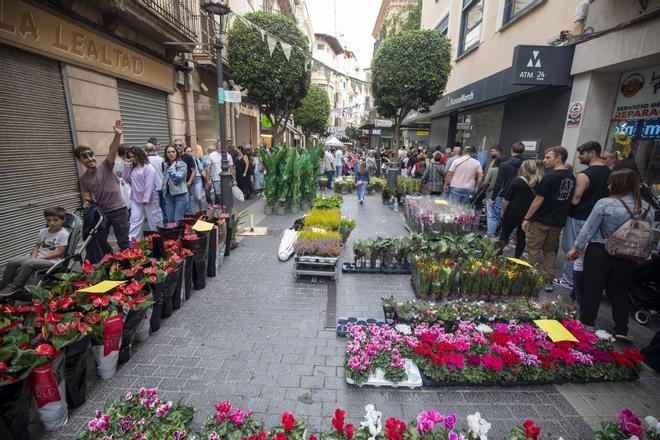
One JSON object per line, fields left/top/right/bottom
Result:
{"left": 522, "top": 147, "right": 576, "bottom": 292}
{"left": 554, "top": 141, "right": 611, "bottom": 296}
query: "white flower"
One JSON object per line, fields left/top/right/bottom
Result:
{"left": 476, "top": 324, "right": 493, "bottom": 334}
{"left": 466, "top": 412, "right": 491, "bottom": 440}
{"left": 361, "top": 404, "right": 382, "bottom": 440}
{"left": 595, "top": 330, "right": 615, "bottom": 341}
{"left": 627, "top": 436, "right": 639, "bottom": 440}
{"left": 645, "top": 416, "right": 660, "bottom": 433}
{"left": 395, "top": 324, "right": 412, "bottom": 335}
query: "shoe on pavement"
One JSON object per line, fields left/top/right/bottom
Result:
{"left": 552, "top": 277, "right": 573, "bottom": 289}
{"left": 543, "top": 283, "right": 554, "bottom": 292}
{"left": 359, "top": 200, "right": 363, "bottom": 205}
{"left": 0, "top": 285, "right": 19, "bottom": 298}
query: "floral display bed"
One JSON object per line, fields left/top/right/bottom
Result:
{"left": 344, "top": 320, "right": 644, "bottom": 388}
{"left": 341, "top": 262, "right": 412, "bottom": 275}
{"left": 336, "top": 317, "right": 387, "bottom": 337}
{"left": 345, "top": 359, "right": 422, "bottom": 389}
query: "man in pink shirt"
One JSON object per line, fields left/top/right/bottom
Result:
{"left": 443, "top": 145, "right": 483, "bottom": 205}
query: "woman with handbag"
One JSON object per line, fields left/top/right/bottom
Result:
{"left": 122, "top": 146, "right": 162, "bottom": 239}
{"left": 567, "top": 168, "right": 655, "bottom": 342}
{"left": 162, "top": 144, "right": 189, "bottom": 223}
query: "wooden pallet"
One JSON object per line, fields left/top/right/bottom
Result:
{"left": 294, "top": 256, "right": 339, "bottom": 280}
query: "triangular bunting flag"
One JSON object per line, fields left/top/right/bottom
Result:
{"left": 266, "top": 35, "right": 277, "bottom": 56}
{"left": 259, "top": 27, "right": 266, "bottom": 41}
{"left": 281, "top": 42, "right": 292, "bottom": 60}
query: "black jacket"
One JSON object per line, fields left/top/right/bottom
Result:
{"left": 83, "top": 203, "right": 107, "bottom": 264}
{"left": 491, "top": 155, "right": 524, "bottom": 201}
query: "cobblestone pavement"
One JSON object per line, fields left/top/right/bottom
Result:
{"left": 44, "top": 193, "right": 658, "bottom": 439}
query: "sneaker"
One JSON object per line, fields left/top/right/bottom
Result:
{"left": 552, "top": 277, "right": 573, "bottom": 289}
{"left": 359, "top": 200, "right": 364, "bottom": 205}
{"left": 544, "top": 283, "right": 554, "bottom": 292}
{"left": 615, "top": 334, "right": 634, "bottom": 344}
{"left": 0, "top": 285, "right": 19, "bottom": 297}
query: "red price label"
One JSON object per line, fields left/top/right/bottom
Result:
{"left": 104, "top": 314, "right": 123, "bottom": 356}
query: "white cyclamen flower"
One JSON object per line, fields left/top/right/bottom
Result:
{"left": 627, "top": 436, "right": 639, "bottom": 440}
{"left": 595, "top": 330, "right": 615, "bottom": 341}
{"left": 361, "top": 404, "right": 382, "bottom": 440}
{"left": 395, "top": 324, "right": 412, "bottom": 335}
{"left": 466, "top": 412, "right": 491, "bottom": 440}
{"left": 476, "top": 323, "right": 493, "bottom": 334}
{"left": 645, "top": 416, "right": 660, "bottom": 433}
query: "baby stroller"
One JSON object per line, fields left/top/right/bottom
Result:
{"left": 629, "top": 254, "right": 660, "bottom": 325}
{"left": 470, "top": 185, "right": 488, "bottom": 229}
{"left": 3, "top": 208, "right": 103, "bottom": 303}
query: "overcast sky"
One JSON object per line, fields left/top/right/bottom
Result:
{"left": 306, "top": 0, "right": 381, "bottom": 69}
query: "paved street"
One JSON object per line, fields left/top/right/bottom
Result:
{"left": 44, "top": 193, "right": 659, "bottom": 440}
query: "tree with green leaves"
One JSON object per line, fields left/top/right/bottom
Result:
{"left": 228, "top": 12, "right": 310, "bottom": 145}
{"left": 371, "top": 29, "right": 451, "bottom": 149}
{"left": 292, "top": 83, "right": 331, "bottom": 139}
{"left": 343, "top": 126, "right": 362, "bottom": 143}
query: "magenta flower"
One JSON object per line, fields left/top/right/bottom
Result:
{"left": 229, "top": 409, "right": 245, "bottom": 427}
{"left": 444, "top": 413, "right": 457, "bottom": 430}
{"left": 417, "top": 409, "right": 445, "bottom": 434}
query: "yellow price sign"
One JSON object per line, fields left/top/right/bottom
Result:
{"left": 434, "top": 199, "right": 449, "bottom": 205}
{"left": 534, "top": 319, "right": 578, "bottom": 342}
{"left": 192, "top": 220, "right": 214, "bottom": 232}
{"left": 507, "top": 257, "right": 532, "bottom": 268}
{"left": 78, "top": 280, "right": 126, "bottom": 293}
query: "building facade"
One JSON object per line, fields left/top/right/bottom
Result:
{"left": 372, "top": 0, "right": 420, "bottom": 53}
{"left": 560, "top": 0, "right": 660, "bottom": 191}
{"left": 407, "top": 0, "right": 580, "bottom": 166}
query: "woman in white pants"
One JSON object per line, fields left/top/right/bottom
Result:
{"left": 123, "top": 146, "right": 163, "bottom": 240}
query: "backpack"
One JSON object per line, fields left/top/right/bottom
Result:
{"left": 601, "top": 198, "right": 655, "bottom": 262}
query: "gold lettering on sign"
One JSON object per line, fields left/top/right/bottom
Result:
{"left": 18, "top": 11, "right": 37, "bottom": 40}
{"left": 85, "top": 38, "right": 98, "bottom": 61}
{"left": 120, "top": 53, "right": 130, "bottom": 71}
{"left": 0, "top": 0, "right": 16, "bottom": 34}
{"left": 71, "top": 31, "right": 84, "bottom": 56}
{"left": 52, "top": 24, "right": 68, "bottom": 51}
{"left": 133, "top": 57, "right": 143, "bottom": 75}
{"left": 101, "top": 44, "right": 112, "bottom": 66}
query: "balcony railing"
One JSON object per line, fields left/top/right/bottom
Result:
{"left": 262, "top": 6, "right": 283, "bottom": 15}
{"left": 137, "top": 0, "right": 198, "bottom": 40}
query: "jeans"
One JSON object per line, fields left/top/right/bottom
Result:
{"left": 325, "top": 171, "right": 334, "bottom": 189}
{"left": 448, "top": 187, "right": 472, "bottom": 205}
{"left": 526, "top": 221, "right": 562, "bottom": 283}
{"left": 559, "top": 216, "right": 585, "bottom": 285}
{"left": 336, "top": 165, "right": 343, "bottom": 177}
{"left": 97, "top": 207, "right": 131, "bottom": 254}
{"left": 486, "top": 197, "right": 502, "bottom": 238}
{"left": 2, "top": 256, "right": 54, "bottom": 289}
{"left": 157, "top": 190, "right": 167, "bottom": 224}
{"left": 164, "top": 193, "right": 188, "bottom": 223}
{"left": 128, "top": 199, "right": 163, "bottom": 240}
{"left": 357, "top": 182, "right": 366, "bottom": 201}
{"left": 581, "top": 243, "right": 636, "bottom": 335}
{"left": 187, "top": 179, "right": 204, "bottom": 214}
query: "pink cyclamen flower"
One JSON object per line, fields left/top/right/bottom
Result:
{"left": 216, "top": 401, "right": 232, "bottom": 414}
{"left": 444, "top": 413, "right": 457, "bottom": 430}
{"left": 155, "top": 401, "right": 172, "bottom": 417}
{"left": 417, "top": 409, "right": 444, "bottom": 433}
{"left": 173, "top": 430, "right": 187, "bottom": 440}
{"left": 230, "top": 409, "right": 245, "bottom": 427}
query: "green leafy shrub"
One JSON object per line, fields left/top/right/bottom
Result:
{"left": 304, "top": 209, "right": 341, "bottom": 230}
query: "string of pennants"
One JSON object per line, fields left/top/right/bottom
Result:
{"left": 229, "top": 12, "right": 370, "bottom": 97}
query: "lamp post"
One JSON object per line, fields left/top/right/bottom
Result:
{"left": 202, "top": 0, "right": 233, "bottom": 256}
{"left": 202, "top": 0, "right": 232, "bottom": 214}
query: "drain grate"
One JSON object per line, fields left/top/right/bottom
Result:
{"left": 325, "top": 280, "right": 337, "bottom": 328}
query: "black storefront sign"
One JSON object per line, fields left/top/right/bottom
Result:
{"left": 511, "top": 45, "right": 574, "bottom": 86}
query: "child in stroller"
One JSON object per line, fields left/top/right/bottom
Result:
{"left": 470, "top": 185, "right": 488, "bottom": 229}
{"left": 629, "top": 254, "right": 660, "bottom": 325}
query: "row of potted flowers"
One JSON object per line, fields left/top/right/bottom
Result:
{"left": 381, "top": 297, "right": 577, "bottom": 327}
{"left": 0, "top": 215, "right": 227, "bottom": 436}
{"left": 404, "top": 196, "right": 480, "bottom": 235}
{"left": 74, "top": 388, "right": 547, "bottom": 439}
{"left": 343, "top": 320, "right": 644, "bottom": 387}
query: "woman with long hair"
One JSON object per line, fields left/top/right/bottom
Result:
{"left": 162, "top": 144, "right": 188, "bottom": 223}
{"left": 253, "top": 146, "right": 265, "bottom": 196}
{"left": 498, "top": 159, "right": 544, "bottom": 258}
{"left": 235, "top": 146, "right": 251, "bottom": 199}
{"left": 122, "top": 146, "right": 162, "bottom": 239}
{"left": 567, "top": 169, "right": 654, "bottom": 342}
{"left": 184, "top": 145, "right": 205, "bottom": 213}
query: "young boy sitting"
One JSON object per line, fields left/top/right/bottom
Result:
{"left": 0, "top": 207, "right": 70, "bottom": 296}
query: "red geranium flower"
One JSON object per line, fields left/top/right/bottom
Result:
{"left": 345, "top": 424, "right": 354, "bottom": 440}
{"left": 332, "top": 409, "right": 346, "bottom": 434}
{"left": 281, "top": 412, "right": 295, "bottom": 431}
{"left": 523, "top": 420, "right": 540, "bottom": 440}
{"left": 384, "top": 417, "right": 406, "bottom": 440}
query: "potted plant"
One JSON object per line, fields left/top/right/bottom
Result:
{"left": 381, "top": 186, "right": 393, "bottom": 204}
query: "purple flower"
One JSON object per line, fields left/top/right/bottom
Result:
{"left": 448, "top": 431, "right": 465, "bottom": 440}
{"left": 444, "top": 413, "right": 457, "bottom": 430}
{"left": 417, "top": 409, "right": 445, "bottom": 434}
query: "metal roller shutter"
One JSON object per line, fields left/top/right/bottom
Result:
{"left": 117, "top": 79, "right": 171, "bottom": 147}
{"left": 0, "top": 45, "right": 80, "bottom": 269}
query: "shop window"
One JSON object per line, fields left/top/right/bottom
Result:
{"left": 454, "top": 104, "right": 504, "bottom": 169}
{"left": 317, "top": 43, "right": 325, "bottom": 51}
{"left": 459, "top": 0, "right": 483, "bottom": 55}
{"left": 503, "top": 0, "right": 540, "bottom": 24}
{"left": 435, "top": 14, "right": 449, "bottom": 36}
{"left": 609, "top": 120, "right": 660, "bottom": 187}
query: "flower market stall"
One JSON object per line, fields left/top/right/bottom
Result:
{"left": 404, "top": 196, "right": 479, "bottom": 235}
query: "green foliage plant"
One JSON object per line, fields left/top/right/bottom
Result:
{"left": 304, "top": 209, "right": 341, "bottom": 230}
{"left": 292, "top": 84, "right": 331, "bottom": 137}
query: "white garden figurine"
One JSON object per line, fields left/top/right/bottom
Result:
{"left": 361, "top": 404, "right": 383, "bottom": 440}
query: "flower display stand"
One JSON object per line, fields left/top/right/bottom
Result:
{"left": 294, "top": 256, "right": 338, "bottom": 280}
{"left": 336, "top": 317, "right": 387, "bottom": 337}
{"left": 341, "top": 262, "right": 411, "bottom": 275}
{"left": 345, "top": 359, "right": 422, "bottom": 389}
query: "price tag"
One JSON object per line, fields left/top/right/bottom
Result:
{"left": 103, "top": 314, "right": 123, "bottom": 356}
{"left": 192, "top": 220, "right": 214, "bottom": 232}
{"left": 434, "top": 199, "right": 449, "bottom": 205}
{"left": 534, "top": 319, "right": 578, "bottom": 342}
{"left": 507, "top": 257, "right": 533, "bottom": 268}
{"left": 78, "top": 280, "right": 126, "bottom": 293}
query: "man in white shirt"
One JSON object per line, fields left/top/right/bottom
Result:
{"left": 145, "top": 142, "right": 165, "bottom": 221}
{"left": 207, "top": 141, "right": 235, "bottom": 203}
{"left": 334, "top": 147, "right": 344, "bottom": 177}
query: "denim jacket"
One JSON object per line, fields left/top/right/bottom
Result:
{"left": 162, "top": 160, "right": 188, "bottom": 196}
{"left": 574, "top": 194, "right": 654, "bottom": 252}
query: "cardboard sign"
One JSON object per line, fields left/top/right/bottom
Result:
{"left": 534, "top": 320, "right": 578, "bottom": 342}
{"left": 103, "top": 314, "right": 123, "bottom": 356}
{"left": 507, "top": 257, "right": 533, "bottom": 268}
{"left": 78, "top": 280, "right": 126, "bottom": 293}
{"left": 31, "top": 364, "right": 61, "bottom": 408}
{"left": 192, "top": 220, "right": 214, "bottom": 232}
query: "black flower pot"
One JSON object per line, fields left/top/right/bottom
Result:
{"left": 207, "top": 227, "right": 218, "bottom": 278}
{"left": 157, "top": 224, "right": 185, "bottom": 241}
{"left": 64, "top": 335, "right": 90, "bottom": 409}
{"left": 173, "top": 264, "right": 184, "bottom": 310}
{"left": 144, "top": 231, "right": 165, "bottom": 259}
{"left": 161, "top": 268, "right": 181, "bottom": 318}
{"left": 119, "top": 309, "right": 146, "bottom": 364}
{"left": 149, "top": 283, "right": 164, "bottom": 332}
{"left": 0, "top": 379, "right": 30, "bottom": 440}
{"left": 183, "top": 256, "right": 193, "bottom": 299}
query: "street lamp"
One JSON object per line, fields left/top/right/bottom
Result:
{"left": 202, "top": 0, "right": 233, "bottom": 255}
